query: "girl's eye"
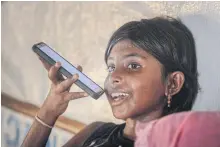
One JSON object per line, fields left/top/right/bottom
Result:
{"left": 127, "top": 63, "right": 141, "bottom": 70}
{"left": 107, "top": 65, "right": 115, "bottom": 73}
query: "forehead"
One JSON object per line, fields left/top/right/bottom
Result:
{"left": 108, "top": 40, "right": 149, "bottom": 58}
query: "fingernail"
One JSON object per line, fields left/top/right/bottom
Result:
{"left": 55, "top": 62, "right": 61, "bottom": 67}
{"left": 84, "top": 93, "right": 89, "bottom": 96}
{"left": 72, "top": 74, "right": 79, "bottom": 79}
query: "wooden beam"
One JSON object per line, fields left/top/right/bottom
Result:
{"left": 1, "top": 92, "right": 86, "bottom": 134}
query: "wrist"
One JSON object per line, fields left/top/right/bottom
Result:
{"left": 37, "top": 108, "right": 58, "bottom": 126}
{"left": 35, "top": 115, "right": 53, "bottom": 129}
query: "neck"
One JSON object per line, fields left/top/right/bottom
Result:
{"left": 123, "top": 109, "right": 163, "bottom": 140}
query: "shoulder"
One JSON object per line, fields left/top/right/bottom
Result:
{"left": 154, "top": 111, "right": 220, "bottom": 134}
{"left": 62, "top": 121, "right": 106, "bottom": 147}
{"left": 135, "top": 111, "right": 220, "bottom": 147}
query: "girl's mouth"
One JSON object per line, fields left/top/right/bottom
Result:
{"left": 109, "top": 92, "right": 130, "bottom": 106}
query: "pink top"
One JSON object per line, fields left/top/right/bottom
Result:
{"left": 135, "top": 111, "right": 220, "bottom": 147}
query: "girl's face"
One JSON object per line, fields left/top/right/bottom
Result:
{"left": 104, "top": 40, "right": 166, "bottom": 120}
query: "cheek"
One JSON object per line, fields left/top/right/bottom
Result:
{"left": 130, "top": 75, "right": 165, "bottom": 108}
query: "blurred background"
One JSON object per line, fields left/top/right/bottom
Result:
{"left": 1, "top": 1, "right": 220, "bottom": 147}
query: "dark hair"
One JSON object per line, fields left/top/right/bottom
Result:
{"left": 105, "top": 16, "right": 199, "bottom": 116}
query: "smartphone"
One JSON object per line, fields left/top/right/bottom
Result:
{"left": 32, "top": 42, "right": 104, "bottom": 99}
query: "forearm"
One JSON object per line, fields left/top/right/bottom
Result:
{"left": 21, "top": 60, "right": 87, "bottom": 147}
{"left": 21, "top": 109, "right": 58, "bottom": 147}
{"left": 21, "top": 119, "right": 52, "bottom": 147}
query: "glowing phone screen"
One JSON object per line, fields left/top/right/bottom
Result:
{"left": 38, "top": 44, "right": 103, "bottom": 93}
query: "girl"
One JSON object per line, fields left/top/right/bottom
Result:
{"left": 22, "top": 16, "right": 199, "bottom": 147}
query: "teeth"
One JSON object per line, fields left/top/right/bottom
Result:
{"left": 111, "top": 93, "right": 129, "bottom": 98}
{"left": 114, "top": 98, "right": 121, "bottom": 101}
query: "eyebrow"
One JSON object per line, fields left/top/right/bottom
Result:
{"left": 108, "top": 53, "right": 147, "bottom": 61}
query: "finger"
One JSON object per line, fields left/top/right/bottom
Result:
{"left": 56, "top": 64, "right": 81, "bottom": 83}
{"left": 48, "top": 62, "right": 62, "bottom": 84}
{"left": 38, "top": 56, "right": 51, "bottom": 71}
{"left": 56, "top": 74, "right": 79, "bottom": 92}
{"left": 64, "top": 92, "right": 89, "bottom": 102}
{"left": 76, "top": 65, "right": 83, "bottom": 72}
{"left": 57, "top": 73, "right": 65, "bottom": 82}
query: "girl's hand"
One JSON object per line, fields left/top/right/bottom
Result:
{"left": 37, "top": 56, "right": 88, "bottom": 125}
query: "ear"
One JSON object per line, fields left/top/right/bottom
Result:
{"left": 165, "top": 71, "right": 185, "bottom": 97}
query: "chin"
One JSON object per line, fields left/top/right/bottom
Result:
{"left": 112, "top": 108, "right": 132, "bottom": 121}
{"left": 113, "top": 114, "right": 128, "bottom": 121}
